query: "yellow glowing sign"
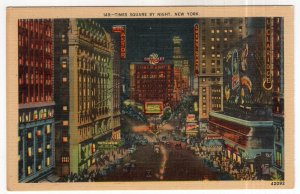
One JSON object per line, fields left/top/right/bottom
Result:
{"left": 145, "top": 102, "right": 163, "bottom": 114}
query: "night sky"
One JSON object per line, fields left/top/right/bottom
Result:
{"left": 97, "top": 19, "right": 198, "bottom": 62}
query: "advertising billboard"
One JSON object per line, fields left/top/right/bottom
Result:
{"left": 223, "top": 30, "right": 273, "bottom": 118}
{"left": 144, "top": 102, "right": 163, "bottom": 114}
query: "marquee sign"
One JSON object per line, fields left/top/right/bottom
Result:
{"left": 263, "top": 18, "right": 273, "bottom": 90}
{"left": 194, "top": 23, "right": 199, "bottom": 77}
{"left": 144, "top": 53, "right": 164, "bottom": 65}
{"left": 112, "top": 25, "right": 126, "bottom": 59}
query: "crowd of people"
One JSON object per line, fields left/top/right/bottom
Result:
{"left": 61, "top": 148, "right": 129, "bottom": 182}
{"left": 198, "top": 150, "right": 259, "bottom": 180}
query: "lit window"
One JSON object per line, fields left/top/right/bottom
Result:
{"left": 28, "top": 132, "right": 32, "bottom": 139}
{"left": 47, "top": 144, "right": 51, "bottom": 149}
{"left": 38, "top": 165, "right": 42, "bottom": 170}
{"left": 63, "top": 120, "right": 69, "bottom": 126}
{"left": 224, "top": 37, "right": 228, "bottom": 41}
{"left": 62, "top": 49, "right": 67, "bottom": 54}
{"left": 202, "top": 47, "right": 206, "bottom": 50}
{"left": 211, "top": 29, "right": 215, "bottom": 33}
{"left": 224, "top": 29, "right": 228, "bottom": 33}
{"left": 211, "top": 46, "right": 215, "bottom": 50}
{"left": 38, "top": 147, "right": 42, "bottom": 153}
{"left": 63, "top": 137, "right": 68, "bottom": 142}
{"left": 27, "top": 166, "right": 32, "bottom": 175}
{"left": 63, "top": 106, "right": 68, "bottom": 111}
{"left": 28, "top": 147, "right": 32, "bottom": 157}
{"left": 211, "top": 38, "right": 215, "bottom": 41}
{"left": 216, "top": 30, "right": 220, "bottom": 33}
{"left": 229, "top": 29, "right": 233, "bottom": 33}
{"left": 46, "top": 125, "right": 51, "bottom": 134}
{"left": 46, "top": 157, "right": 50, "bottom": 166}
{"left": 62, "top": 77, "right": 68, "bottom": 82}
{"left": 216, "top": 38, "right": 220, "bottom": 41}
{"left": 36, "top": 130, "right": 41, "bottom": 137}
{"left": 61, "top": 60, "right": 67, "bottom": 68}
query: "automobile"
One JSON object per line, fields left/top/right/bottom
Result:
{"left": 145, "top": 169, "right": 153, "bottom": 178}
{"left": 128, "top": 147, "right": 136, "bottom": 154}
{"left": 130, "top": 160, "right": 136, "bottom": 168}
{"left": 153, "top": 144, "right": 160, "bottom": 154}
{"left": 194, "top": 150, "right": 200, "bottom": 156}
{"left": 123, "top": 163, "right": 131, "bottom": 173}
{"left": 181, "top": 137, "right": 187, "bottom": 142}
{"left": 165, "top": 141, "right": 170, "bottom": 147}
{"left": 174, "top": 137, "right": 180, "bottom": 141}
{"left": 140, "top": 140, "right": 148, "bottom": 145}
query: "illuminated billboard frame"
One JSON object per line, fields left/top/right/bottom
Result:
{"left": 144, "top": 102, "right": 163, "bottom": 114}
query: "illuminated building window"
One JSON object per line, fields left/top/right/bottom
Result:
{"left": 211, "top": 38, "right": 215, "bottom": 41}
{"left": 28, "top": 147, "right": 32, "bottom": 157}
{"left": 61, "top": 60, "right": 67, "bottom": 68}
{"left": 46, "top": 125, "right": 51, "bottom": 134}
{"left": 202, "top": 47, "right": 206, "bottom": 50}
{"left": 216, "top": 38, "right": 220, "bottom": 41}
{"left": 62, "top": 77, "right": 68, "bottom": 82}
{"left": 216, "top": 29, "right": 220, "bottom": 33}
{"left": 36, "top": 130, "right": 41, "bottom": 137}
{"left": 202, "top": 78, "right": 206, "bottom": 82}
{"left": 63, "top": 106, "right": 68, "bottom": 111}
{"left": 62, "top": 120, "right": 69, "bottom": 126}
{"left": 38, "top": 147, "right": 42, "bottom": 153}
{"left": 202, "top": 54, "right": 206, "bottom": 58}
{"left": 38, "top": 165, "right": 42, "bottom": 171}
{"left": 229, "top": 29, "right": 233, "bottom": 33}
{"left": 212, "top": 60, "right": 215, "bottom": 65}
{"left": 212, "top": 54, "right": 215, "bottom": 58}
{"left": 211, "top": 29, "right": 215, "bottom": 33}
{"left": 47, "top": 144, "right": 51, "bottom": 149}
{"left": 217, "top": 54, "right": 220, "bottom": 58}
{"left": 63, "top": 137, "right": 68, "bottom": 143}
{"left": 275, "top": 145, "right": 282, "bottom": 168}
{"left": 46, "top": 157, "right": 50, "bottom": 166}
{"left": 202, "top": 61, "right": 206, "bottom": 66}
{"left": 27, "top": 166, "right": 32, "bottom": 175}
{"left": 27, "top": 132, "right": 32, "bottom": 139}
{"left": 224, "top": 37, "right": 228, "bottom": 41}
{"left": 62, "top": 49, "right": 67, "bottom": 54}
{"left": 211, "top": 46, "right": 215, "bottom": 50}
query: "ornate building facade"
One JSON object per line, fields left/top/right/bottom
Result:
{"left": 130, "top": 62, "right": 174, "bottom": 107}
{"left": 18, "top": 19, "right": 55, "bottom": 182}
{"left": 54, "top": 19, "right": 115, "bottom": 176}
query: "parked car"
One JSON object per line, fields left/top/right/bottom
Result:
{"left": 123, "top": 163, "right": 131, "bottom": 173}
{"left": 145, "top": 169, "right": 153, "bottom": 178}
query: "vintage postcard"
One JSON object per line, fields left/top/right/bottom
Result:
{"left": 6, "top": 6, "right": 294, "bottom": 190}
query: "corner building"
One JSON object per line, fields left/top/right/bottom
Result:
{"left": 18, "top": 19, "right": 55, "bottom": 182}
{"left": 54, "top": 19, "right": 115, "bottom": 176}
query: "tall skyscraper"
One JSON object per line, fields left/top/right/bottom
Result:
{"left": 18, "top": 19, "right": 55, "bottom": 182}
{"left": 54, "top": 19, "right": 115, "bottom": 176}
{"left": 198, "top": 18, "right": 247, "bottom": 125}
